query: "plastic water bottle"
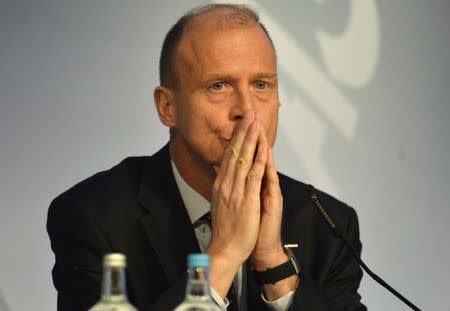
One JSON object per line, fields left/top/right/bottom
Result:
{"left": 88, "top": 253, "right": 139, "bottom": 311}
{"left": 174, "top": 254, "right": 221, "bottom": 311}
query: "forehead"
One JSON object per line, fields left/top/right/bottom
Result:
{"left": 174, "top": 11, "right": 276, "bottom": 81}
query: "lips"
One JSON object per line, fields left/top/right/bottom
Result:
{"left": 220, "top": 137, "right": 232, "bottom": 149}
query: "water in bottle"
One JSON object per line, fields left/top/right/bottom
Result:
{"left": 174, "top": 253, "right": 221, "bottom": 311}
{"left": 88, "top": 253, "right": 139, "bottom": 311}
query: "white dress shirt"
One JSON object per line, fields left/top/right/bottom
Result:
{"left": 171, "top": 161, "right": 295, "bottom": 310}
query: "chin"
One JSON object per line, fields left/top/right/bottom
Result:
{"left": 208, "top": 154, "right": 225, "bottom": 174}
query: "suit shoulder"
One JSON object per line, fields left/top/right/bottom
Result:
{"left": 49, "top": 156, "right": 149, "bottom": 212}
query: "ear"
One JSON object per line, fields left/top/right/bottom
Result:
{"left": 154, "top": 86, "right": 177, "bottom": 128}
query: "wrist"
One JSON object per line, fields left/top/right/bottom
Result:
{"left": 252, "top": 246, "right": 301, "bottom": 300}
{"left": 252, "top": 246, "right": 301, "bottom": 284}
{"left": 263, "top": 274, "right": 299, "bottom": 301}
{"left": 206, "top": 247, "right": 242, "bottom": 299}
{"left": 252, "top": 247, "right": 288, "bottom": 271}
{"left": 206, "top": 242, "right": 244, "bottom": 272}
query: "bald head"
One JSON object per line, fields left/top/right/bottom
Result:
{"left": 159, "top": 4, "right": 275, "bottom": 88}
{"left": 187, "top": 6, "right": 257, "bottom": 32}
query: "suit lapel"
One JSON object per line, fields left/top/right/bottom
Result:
{"left": 279, "top": 174, "right": 309, "bottom": 291}
{"left": 136, "top": 144, "right": 200, "bottom": 284}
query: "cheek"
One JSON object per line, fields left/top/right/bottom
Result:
{"left": 184, "top": 109, "right": 224, "bottom": 142}
{"left": 200, "top": 107, "right": 227, "bottom": 135}
{"left": 178, "top": 102, "right": 210, "bottom": 133}
{"left": 261, "top": 109, "right": 279, "bottom": 146}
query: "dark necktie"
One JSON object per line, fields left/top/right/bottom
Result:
{"left": 194, "top": 212, "right": 212, "bottom": 229}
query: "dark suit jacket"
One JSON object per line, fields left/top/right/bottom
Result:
{"left": 47, "top": 144, "right": 367, "bottom": 311}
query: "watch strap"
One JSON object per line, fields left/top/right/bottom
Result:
{"left": 251, "top": 248, "right": 300, "bottom": 286}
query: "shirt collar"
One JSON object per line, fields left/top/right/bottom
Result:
{"left": 171, "top": 161, "right": 210, "bottom": 224}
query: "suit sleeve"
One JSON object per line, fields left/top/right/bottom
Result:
{"left": 47, "top": 195, "right": 190, "bottom": 311}
{"left": 47, "top": 195, "right": 108, "bottom": 311}
{"left": 287, "top": 206, "right": 367, "bottom": 311}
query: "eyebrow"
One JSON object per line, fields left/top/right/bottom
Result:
{"left": 203, "top": 72, "right": 277, "bottom": 82}
{"left": 254, "top": 72, "right": 277, "bottom": 80}
{"left": 203, "top": 74, "right": 236, "bottom": 82}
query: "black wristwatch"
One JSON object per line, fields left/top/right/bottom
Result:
{"left": 252, "top": 246, "right": 300, "bottom": 286}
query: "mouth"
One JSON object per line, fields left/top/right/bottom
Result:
{"left": 221, "top": 137, "right": 232, "bottom": 149}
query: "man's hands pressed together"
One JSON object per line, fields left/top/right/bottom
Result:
{"left": 206, "top": 110, "right": 266, "bottom": 298}
{"left": 206, "top": 111, "right": 298, "bottom": 301}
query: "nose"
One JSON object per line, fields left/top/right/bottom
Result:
{"left": 229, "top": 85, "right": 254, "bottom": 121}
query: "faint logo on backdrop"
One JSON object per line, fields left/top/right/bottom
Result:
{"left": 0, "top": 291, "right": 11, "bottom": 311}
{"left": 219, "top": 0, "right": 380, "bottom": 194}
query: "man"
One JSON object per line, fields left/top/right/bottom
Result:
{"left": 47, "top": 4, "right": 366, "bottom": 311}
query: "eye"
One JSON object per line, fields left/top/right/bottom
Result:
{"left": 211, "top": 82, "right": 224, "bottom": 91}
{"left": 255, "top": 80, "right": 268, "bottom": 90}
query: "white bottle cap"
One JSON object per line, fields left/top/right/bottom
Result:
{"left": 103, "top": 253, "right": 126, "bottom": 268}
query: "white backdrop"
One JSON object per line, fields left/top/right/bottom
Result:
{"left": 1, "top": 1, "right": 449, "bottom": 310}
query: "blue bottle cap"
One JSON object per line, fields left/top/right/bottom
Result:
{"left": 187, "top": 253, "right": 210, "bottom": 267}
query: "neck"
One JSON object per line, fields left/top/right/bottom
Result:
{"left": 169, "top": 139, "right": 216, "bottom": 202}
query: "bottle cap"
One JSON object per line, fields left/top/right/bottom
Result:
{"left": 187, "top": 253, "right": 210, "bottom": 268}
{"left": 103, "top": 253, "right": 126, "bottom": 268}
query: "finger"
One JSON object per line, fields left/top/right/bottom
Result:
{"left": 265, "top": 147, "right": 281, "bottom": 195}
{"left": 257, "top": 127, "right": 278, "bottom": 187}
{"left": 242, "top": 130, "right": 268, "bottom": 205}
{"left": 260, "top": 145, "right": 283, "bottom": 220}
{"left": 232, "top": 121, "right": 263, "bottom": 194}
{"left": 215, "top": 111, "right": 254, "bottom": 194}
{"left": 224, "top": 111, "right": 254, "bottom": 174}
